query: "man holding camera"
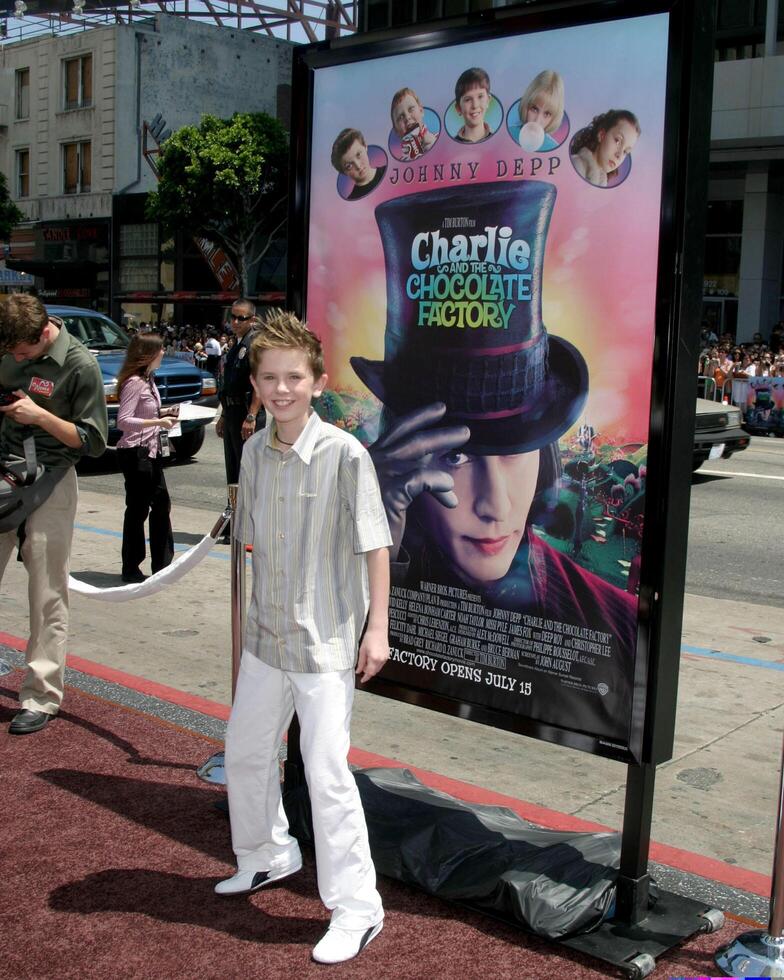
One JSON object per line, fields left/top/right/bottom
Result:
{"left": 0, "top": 295, "right": 107, "bottom": 735}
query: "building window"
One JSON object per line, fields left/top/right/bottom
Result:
{"left": 15, "top": 68, "right": 29, "bottom": 120}
{"left": 16, "top": 149, "right": 30, "bottom": 198}
{"left": 63, "top": 54, "right": 92, "bottom": 110}
{"left": 119, "top": 223, "right": 159, "bottom": 257}
{"left": 63, "top": 141, "right": 91, "bottom": 194}
{"left": 119, "top": 258, "right": 160, "bottom": 292}
{"left": 119, "top": 224, "right": 160, "bottom": 292}
{"left": 713, "top": 0, "right": 784, "bottom": 60}
{"left": 703, "top": 199, "right": 743, "bottom": 296}
{"left": 703, "top": 198, "right": 743, "bottom": 340}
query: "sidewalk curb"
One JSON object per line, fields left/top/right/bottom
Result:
{"left": 0, "top": 628, "right": 770, "bottom": 900}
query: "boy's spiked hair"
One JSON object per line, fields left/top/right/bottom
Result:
{"left": 454, "top": 67, "right": 490, "bottom": 103}
{"left": 249, "top": 308, "right": 325, "bottom": 379}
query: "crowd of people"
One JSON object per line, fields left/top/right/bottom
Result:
{"left": 126, "top": 319, "right": 234, "bottom": 377}
{"left": 698, "top": 320, "right": 784, "bottom": 385}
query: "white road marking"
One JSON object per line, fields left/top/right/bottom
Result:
{"left": 700, "top": 469, "right": 784, "bottom": 481}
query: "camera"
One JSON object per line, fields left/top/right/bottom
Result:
{"left": 0, "top": 387, "right": 21, "bottom": 407}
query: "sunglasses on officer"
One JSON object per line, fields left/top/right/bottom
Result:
{"left": 230, "top": 313, "right": 253, "bottom": 323}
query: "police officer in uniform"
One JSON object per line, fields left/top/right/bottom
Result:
{"left": 216, "top": 299, "right": 263, "bottom": 498}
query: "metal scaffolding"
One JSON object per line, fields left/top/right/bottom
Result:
{"left": 1, "top": 0, "right": 358, "bottom": 43}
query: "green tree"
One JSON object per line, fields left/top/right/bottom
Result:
{"left": 0, "top": 171, "right": 24, "bottom": 242}
{"left": 146, "top": 112, "right": 288, "bottom": 295}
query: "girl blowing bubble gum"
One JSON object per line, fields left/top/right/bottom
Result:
{"left": 570, "top": 109, "right": 640, "bottom": 187}
{"left": 515, "top": 70, "right": 565, "bottom": 152}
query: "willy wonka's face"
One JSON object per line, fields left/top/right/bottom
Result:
{"left": 415, "top": 448, "right": 540, "bottom": 587}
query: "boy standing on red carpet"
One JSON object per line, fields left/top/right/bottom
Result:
{"left": 216, "top": 309, "right": 391, "bottom": 965}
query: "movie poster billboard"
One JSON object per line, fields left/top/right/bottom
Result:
{"left": 296, "top": 9, "right": 673, "bottom": 760}
{"left": 743, "top": 377, "right": 784, "bottom": 435}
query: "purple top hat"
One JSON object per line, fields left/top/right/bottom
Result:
{"left": 351, "top": 180, "right": 588, "bottom": 454}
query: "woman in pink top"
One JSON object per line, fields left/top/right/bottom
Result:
{"left": 116, "top": 334, "right": 177, "bottom": 583}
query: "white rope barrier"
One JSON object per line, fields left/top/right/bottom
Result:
{"left": 68, "top": 510, "right": 231, "bottom": 603}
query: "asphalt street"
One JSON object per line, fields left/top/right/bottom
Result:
{"left": 689, "top": 435, "right": 784, "bottom": 606}
{"left": 78, "top": 426, "right": 784, "bottom": 606}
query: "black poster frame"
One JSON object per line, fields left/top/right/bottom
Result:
{"left": 287, "top": 0, "right": 711, "bottom": 767}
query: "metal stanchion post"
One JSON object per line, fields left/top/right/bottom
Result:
{"left": 196, "top": 484, "right": 245, "bottom": 786}
{"left": 715, "top": 732, "right": 784, "bottom": 977}
{"left": 227, "top": 483, "right": 245, "bottom": 700}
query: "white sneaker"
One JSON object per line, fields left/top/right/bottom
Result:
{"left": 214, "top": 858, "right": 302, "bottom": 896}
{"left": 311, "top": 921, "right": 383, "bottom": 964}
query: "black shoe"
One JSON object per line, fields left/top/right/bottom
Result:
{"left": 121, "top": 570, "right": 147, "bottom": 583}
{"left": 9, "top": 709, "right": 53, "bottom": 735}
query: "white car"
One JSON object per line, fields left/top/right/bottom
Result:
{"left": 692, "top": 398, "right": 750, "bottom": 470}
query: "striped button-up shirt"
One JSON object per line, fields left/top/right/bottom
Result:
{"left": 116, "top": 374, "right": 163, "bottom": 458}
{"left": 235, "top": 410, "right": 392, "bottom": 672}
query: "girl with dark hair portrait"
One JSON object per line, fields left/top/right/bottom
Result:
{"left": 570, "top": 109, "right": 640, "bottom": 187}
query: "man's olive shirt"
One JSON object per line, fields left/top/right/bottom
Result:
{"left": 0, "top": 327, "right": 108, "bottom": 468}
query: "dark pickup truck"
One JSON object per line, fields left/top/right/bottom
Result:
{"left": 49, "top": 306, "right": 218, "bottom": 458}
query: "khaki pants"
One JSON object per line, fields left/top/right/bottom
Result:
{"left": 0, "top": 466, "right": 77, "bottom": 715}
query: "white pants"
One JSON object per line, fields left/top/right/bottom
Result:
{"left": 224, "top": 652, "right": 383, "bottom": 930}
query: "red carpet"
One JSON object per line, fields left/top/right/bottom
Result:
{"left": 0, "top": 673, "right": 751, "bottom": 979}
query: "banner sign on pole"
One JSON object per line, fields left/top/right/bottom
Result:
{"left": 292, "top": 4, "right": 680, "bottom": 762}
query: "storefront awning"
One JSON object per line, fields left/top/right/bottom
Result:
{"left": 115, "top": 291, "right": 286, "bottom": 303}
{"left": 5, "top": 259, "right": 100, "bottom": 274}
{"left": 0, "top": 268, "right": 35, "bottom": 286}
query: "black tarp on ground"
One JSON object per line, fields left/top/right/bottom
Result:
{"left": 284, "top": 766, "right": 634, "bottom": 940}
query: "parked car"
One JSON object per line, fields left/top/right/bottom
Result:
{"left": 49, "top": 306, "right": 218, "bottom": 459}
{"left": 692, "top": 397, "right": 750, "bottom": 470}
